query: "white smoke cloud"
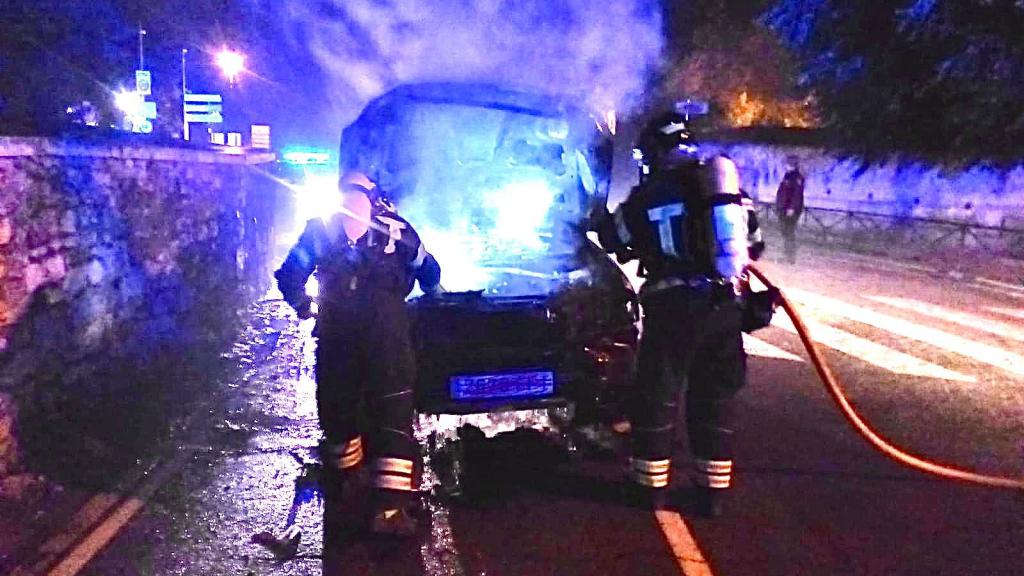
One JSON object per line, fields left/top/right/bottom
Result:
{"left": 280, "top": 0, "right": 664, "bottom": 123}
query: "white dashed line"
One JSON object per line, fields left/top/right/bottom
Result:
{"left": 987, "top": 306, "right": 1024, "bottom": 321}
{"left": 743, "top": 334, "right": 804, "bottom": 362}
{"left": 772, "top": 314, "right": 975, "bottom": 383}
{"left": 866, "top": 295, "right": 1024, "bottom": 343}
{"left": 788, "top": 288, "right": 1024, "bottom": 377}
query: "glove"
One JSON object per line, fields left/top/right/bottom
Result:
{"left": 423, "top": 284, "right": 446, "bottom": 298}
{"left": 741, "top": 287, "right": 781, "bottom": 333}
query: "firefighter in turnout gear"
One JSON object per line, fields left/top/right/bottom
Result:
{"left": 275, "top": 170, "right": 441, "bottom": 537}
{"left": 593, "top": 112, "right": 760, "bottom": 518}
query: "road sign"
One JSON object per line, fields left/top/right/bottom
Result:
{"left": 676, "top": 99, "right": 710, "bottom": 118}
{"left": 184, "top": 93, "right": 222, "bottom": 104}
{"left": 251, "top": 125, "right": 271, "bottom": 149}
{"left": 185, "top": 112, "right": 224, "bottom": 124}
{"left": 184, "top": 103, "right": 223, "bottom": 114}
{"left": 136, "top": 119, "right": 153, "bottom": 134}
{"left": 184, "top": 93, "right": 224, "bottom": 125}
{"left": 141, "top": 101, "right": 157, "bottom": 119}
{"left": 135, "top": 70, "right": 152, "bottom": 96}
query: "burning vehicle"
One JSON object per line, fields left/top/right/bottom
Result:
{"left": 338, "top": 83, "right": 638, "bottom": 428}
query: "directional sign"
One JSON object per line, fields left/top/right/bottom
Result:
{"left": 184, "top": 103, "right": 223, "bottom": 114}
{"left": 676, "top": 99, "right": 710, "bottom": 118}
{"left": 185, "top": 112, "right": 224, "bottom": 124}
{"left": 251, "top": 125, "right": 271, "bottom": 149}
{"left": 135, "top": 70, "right": 152, "bottom": 96}
{"left": 184, "top": 94, "right": 224, "bottom": 124}
{"left": 184, "top": 93, "right": 222, "bottom": 103}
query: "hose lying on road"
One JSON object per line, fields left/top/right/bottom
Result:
{"left": 748, "top": 264, "right": 1024, "bottom": 491}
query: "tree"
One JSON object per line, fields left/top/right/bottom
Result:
{"left": 0, "top": 1, "right": 131, "bottom": 135}
{"left": 763, "top": 0, "right": 1024, "bottom": 165}
{"left": 659, "top": 0, "right": 817, "bottom": 130}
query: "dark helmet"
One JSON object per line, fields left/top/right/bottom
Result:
{"left": 634, "top": 111, "right": 696, "bottom": 166}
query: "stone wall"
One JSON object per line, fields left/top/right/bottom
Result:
{"left": 0, "top": 138, "right": 280, "bottom": 486}
{"left": 702, "top": 141, "right": 1024, "bottom": 229}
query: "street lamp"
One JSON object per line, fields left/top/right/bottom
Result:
{"left": 215, "top": 48, "right": 245, "bottom": 85}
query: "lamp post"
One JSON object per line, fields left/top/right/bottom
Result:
{"left": 181, "top": 48, "right": 189, "bottom": 141}
{"left": 138, "top": 25, "right": 147, "bottom": 70}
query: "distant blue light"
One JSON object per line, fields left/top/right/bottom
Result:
{"left": 449, "top": 370, "right": 556, "bottom": 401}
{"left": 281, "top": 148, "right": 332, "bottom": 165}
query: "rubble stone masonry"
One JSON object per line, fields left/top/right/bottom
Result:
{"left": 0, "top": 138, "right": 280, "bottom": 487}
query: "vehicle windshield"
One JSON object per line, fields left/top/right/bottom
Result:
{"left": 343, "top": 93, "right": 609, "bottom": 297}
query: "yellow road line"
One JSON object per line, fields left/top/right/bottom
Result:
{"left": 44, "top": 450, "right": 192, "bottom": 576}
{"left": 655, "top": 510, "right": 714, "bottom": 576}
{"left": 39, "top": 494, "right": 121, "bottom": 554}
{"left": 47, "top": 497, "right": 146, "bottom": 576}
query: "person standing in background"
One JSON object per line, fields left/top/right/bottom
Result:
{"left": 775, "top": 156, "right": 805, "bottom": 264}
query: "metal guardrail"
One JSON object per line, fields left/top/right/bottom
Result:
{"left": 755, "top": 203, "right": 1024, "bottom": 258}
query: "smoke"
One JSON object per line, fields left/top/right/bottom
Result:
{"left": 280, "top": 0, "right": 664, "bottom": 123}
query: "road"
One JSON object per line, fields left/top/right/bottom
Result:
{"left": 9, "top": 246, "right": 1024, "bottom": 576}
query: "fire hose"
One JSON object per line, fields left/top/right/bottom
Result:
{"left": 748, "top": 264, "right": 1024, "bottom": 491}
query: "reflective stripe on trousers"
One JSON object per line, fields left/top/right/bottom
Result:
{"left": 630, "top": 457, "right": 671, "bottom": 488}
{"left": 326, "top": 436, "right": 364, "bottom": 470}
{"left": 372, "top": 456, "right": 416, "bottom": 492}
{"left": 692, "top": 458, "right": 732, "bottom": 489}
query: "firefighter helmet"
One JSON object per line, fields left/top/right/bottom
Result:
{"left": 634, "top": 111, "right": 696, "bottom": 166}
{"left": 338, "top": 170, "right": 375, "bottom": 242}
{"left": 340, "top": 170, "right": 377, "bottom": 195}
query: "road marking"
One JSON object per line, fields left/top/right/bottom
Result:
{"left": 655, "top": 510, "right": 714, "bottom": 576}
{"left": 38, "top": 493, "right": 120, "bottom": 554}
{"left": 743, "top": 334, "right": 804, "bottom": 362}
{"left": 866, "top": 295, "right": 1024, "bottom": 343}
{"left": 849, "top": 254, "right": 937, "bottom": 274}
{"left": 45, "top": 450, "right": 193, "bottom": 576}
{"left": 48, "top": 498, "right": 146, "bottom": 576}
{"left": 787, "top": 288, "right": 1024, "bottom": 377}
{"left": 772, "top": 314, "right": 975, "bottom": 383}
{"left": 970, "top": 281, "right": 1024, "bottom": 300}
{"left": 976, "top": 277, "right": 1024, "bottom": 294}
{"left": 988, "top": 306, "right": 1024, "bottom": 321}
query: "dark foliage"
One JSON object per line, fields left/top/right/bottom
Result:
{"left": 764, "top": 0, "right": 1024, "bottom": 166}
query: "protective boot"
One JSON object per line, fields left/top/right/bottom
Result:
{"left": 368, "top": 505, "right": 418, "bottom": 538}
{"left": 693, "top": 486, "right": 726, "bottom": 519}
{"left": 623, "top": 482, "right": 671, "bottom": 511}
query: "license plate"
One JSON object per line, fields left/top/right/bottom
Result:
{"left": 449, "top": 370, "right": 555, "bottom": 401}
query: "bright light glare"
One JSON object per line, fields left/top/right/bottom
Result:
{"left": 215, "top": 49, "right": 245, "bottom": 82}
{"left": 294, "top": 174, "right": 341, "bottom": 224}
{"left": 485, "top": 178, "right": 557, "bottom": 250}
{"left": 113, "top": 89, "right": 144, "bottom": 119}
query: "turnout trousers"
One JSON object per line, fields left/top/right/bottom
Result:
{"left": 315, "top": 291, "right": 419, "bottom": 509}
{"left": 628, "top": 285, "right": 747, "bottom": 494}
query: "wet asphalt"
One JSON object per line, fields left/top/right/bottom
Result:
{"left": 15, "top": 245, "right": 1024, "bottom": 576}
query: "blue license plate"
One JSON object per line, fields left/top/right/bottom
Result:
{"left": 449, "top": 370, "right": 555, "bottom": 401}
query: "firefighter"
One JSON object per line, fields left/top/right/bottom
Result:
{"left": 274, "top": 170, "right": 441, "bottom": 537}
{"left": 593, "top": 112, "right": 757, "bottom": 518}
